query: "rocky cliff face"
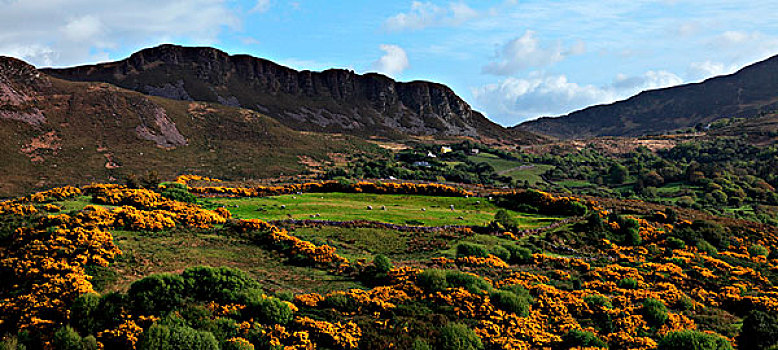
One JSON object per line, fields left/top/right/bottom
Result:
{"left": 0, "top": 57, "right": 49, "bottom": 126}
{"left": 44, "top": 44, "right": 517, "bottom": 140}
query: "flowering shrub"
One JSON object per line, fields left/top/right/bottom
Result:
{"left": 234, "top": 219, "right": 349, "bottom": 268}
{"left": 189, "top": 180, "right": 474, "bottom": 197}
{"left": 0, "top": 226, "right": 121, "bottom": 334}
{"left": 491, "top": 189, "right": 588, "bottom": 216}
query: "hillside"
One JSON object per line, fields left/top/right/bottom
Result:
{"left": 42, "top": 44, "right": 538, "bottom": 142}
{"left": 0, "top": 56, "right": 375, "bottom": 197}
{"left": 3, "top": 179, "right": 778, "bottom": 349}
{"left": 517, "top": 54, "right": 778, "bottom": 139}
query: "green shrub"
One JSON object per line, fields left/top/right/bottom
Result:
{"left": 242, "top": 293, "right": 294, "bottom": 325}
{"left": 642, "top": 298, "right": 669, "bottom": 326}
{"left": 624, "top": 227, "right": 642, "bottom": 246}
{"left": 489, "top": 245, "right": 511, "bottom": 261}
{"left": 416, "top": 269, "right": 491, "bottom": 294}
{"left": 373, "top": 254, "right": 393, "bottom": 274}
{"left": 617, "top": 278, "right": 639, "bottom": 289}
{"left": 696, "top": 240, "right": 718, "bottom": 255}
{"left": 456, "top": 243, "right": 489, "bottom": 258}
{"left": 411, "top": 338, "right": 432, "bottom": 350}
{"left": 137, "top": 323, "right": 219, "bottom": 350}
{"left": 493, "top": 209, "right": 518, "bottom": 231}
{"left": 128, "top": 273, "right": 186, "bottom": 315}
{"left": 568, "top": 201, "right": 589, "bottom": 216}
{"left": 275, "top": 291, "right": 294, "bottom": 302}
{"left": 416, "top": 269, "right": 449, "bottom": 292}
{"left": 181, "top": 266, "right": 261, "bottom": 304}
{"left": 676, "top": 297, "right": 695, "bottom": 311}
{"left": 322, "top": 294, "right": 358, "bottom": 312}
{"left": 0, "top": 337, "right": 24, "bottom": 350}
{"left": 438, "top": 323, "right": 483, "bottom": 350}
{"left": 586, "top": 213, "right": 605, "bottom": 231}
{"left": 445, "top": 271, "right": 491, "bottom": 294}
{"left": 658, "top": 330, "right": 733, "bottom": 350}
{"left": 583, "top": 294, "right": 612, "bottom": 309}
{"left": 490, "top": 289, "right": 530, "bottom": 317}
{"left": 161, "top": 186, "right": 196, "bottom": 203}
{"left": 52, "top": 326, "right": 98, "bottom": 350}
{"left": 667, "top": 236, "right": 686, "bottom": 249}
{"left": 503, "top": 245, "right": 533, "bottom": 264}
{"left": 737, "top": 310, "right": 778, "bottom": 350}
{"left": 92, "top": 292, "right": 129, "bottom": 331}
{"left": 209, "top": 317, "right": 240, "bottom": 342}
{"left": 748, "top": 244, "right": 769, "bottom": 257}
{"left": 561, "top": 329, "right": 607, "bottom": 348}
{"left": 221, "top": 338, "right": 255, "bottom": 350}
{"left": 69, "top": 293, "right": 100, "bottom": 335}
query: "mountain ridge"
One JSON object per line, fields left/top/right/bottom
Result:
{"left": 43, "top": 44, "right": 538, "bottom": 142}
{"left": 0, "top": 55, "right": 374, "bottom": 197}
{"left": 516, "top": 54, "right": 778, "bottom": 139}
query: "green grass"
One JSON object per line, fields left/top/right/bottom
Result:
{"left": 555, "top": 179, "right": 595, "bottom": 188}
{"left": 501, "top": 164, "right": 554, "bottom": 185}
{"left": 206, "top": 192, "right": 561, "bottom": 228}
{"left": 53, "top": 196, "right": 102, "bottom": 211}
{"left": 109, "top": 229, "right": 362, "bottom": 294}
{"left": 467, "top": 154, "right": 523, "bottom": 173}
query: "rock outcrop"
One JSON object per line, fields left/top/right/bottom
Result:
{"left": 43, "top": 44, "right": 520, "bottom": 140}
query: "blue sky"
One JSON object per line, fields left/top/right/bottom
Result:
{"left": 3, "top": 0, "right": 778, "bottom": 126}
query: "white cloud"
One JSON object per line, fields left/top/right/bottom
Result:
{"left": 384, "top": 1, "right": 479, "bottom": 31}
{"left": 372, "top": 44, "right": 410, "bottom": 77}
{"left": 0, "top": 0, "right": 240, "bottom": 67}
{"left": 472, "top": 73, "right": 615, "bottom": 123}
{"left": 482, "top": 31, "right": 585, "bottom": 75}
{"left": 687, "top": 60, "right": 738, "bottom": 80}
{"left": 612, "top": 70, "right": 683, "bottom": 90}
{"left": 473, "top": 70, "right": 684, "bottom": 124}
{"left": 63, "top": 15, "right": 104, "bottom": 43}
{"left": 250, "top": 0, "right": 271, "bottom": 13}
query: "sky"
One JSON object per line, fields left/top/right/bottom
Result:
{"left": 2, "top": 1, "right": 778, "bottom": 126}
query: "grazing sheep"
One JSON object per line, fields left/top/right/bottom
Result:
{"left": 367, "top": 205, "right": 373, "bottom": 210}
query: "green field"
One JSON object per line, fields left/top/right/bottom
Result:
{"left": 107, "top": 229, "right": 362, "bottom": 294}
{"left": 466, "top": 154, "right": 553, "bottom": 185}
{"left": 206, "top": 192, "right": 561, "bottom": 228}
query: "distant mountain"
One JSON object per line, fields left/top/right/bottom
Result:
{"left": 0, "top": 56, "right": 372, "bottom": 197}
{"left": 43, "top": 44, "right": 537, "bottom": 142}
{"left": 517, "top": 55, "right": 778, "bottom": 139}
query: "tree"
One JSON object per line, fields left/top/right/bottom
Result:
{"left": 608, "top": 164, "right": 629, "bottom": 184}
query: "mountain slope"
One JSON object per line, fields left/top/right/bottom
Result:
{"left": 0, "top": 56, "right": 374, "bottom": 197}
{"left": 517, "top": 54, "right": 778, "bottom": 139}
{"left": 43, "top": 44, "right": 535, "bottom": 142}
